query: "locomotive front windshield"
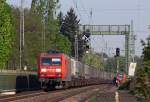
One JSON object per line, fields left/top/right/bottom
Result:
{"left": 52, "top": 58, "right": 61, "bottom": 65}
{"left": 41, "top": 57, "right": 61, "bottom": 66}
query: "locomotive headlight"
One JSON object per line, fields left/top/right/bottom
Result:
{"left": 56, "top": 68, "right": 61, "bottom": 73}
{"left": 41, "top": 68, "right": 47, "bottom": 72}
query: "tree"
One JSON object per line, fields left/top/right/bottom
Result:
{"left": 31, "top": 0, "right": 71, "bottom": 54}
{"left": 57, "top": 12, "right": 71, "bottom": 55}
{"left": 57, "top": 11, "right": 63, "bottom": 26}
{"left": 82, "top": 53, "right": 103, "bottom": 69}
{"left": 0, "top": 0, "right": 15, "bottom": 69}
{"left": 103, "top": 56, "right": 126, "bottom": 73}
{"left": 61, "top": 8, "right": 80, "bottom": 57}
{"left": 104, "top": 57, "right": 116, "bottom": 72}
{"left": 31, "top": 0, "right": 57, "bottom": 51}
{"left": 135, "top": 36, "right": 150, "bottom": 102}
{"left": 8, "top": 8, "right": 43, "bottom": 68}
{"left": 78, "top": 33, "right": 86, "bottom": 59}
{"left": 7, "top": 0, "right": 71, "bottom": 69}
{"left": 55, "top": 33, "right": 71, "bottom": 55}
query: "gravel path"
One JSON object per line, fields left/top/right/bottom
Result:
{"left": 87, "top": 86, "right": 138, "bottom": 102}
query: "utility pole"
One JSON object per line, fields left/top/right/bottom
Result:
{"left": 116, "top": 48, "right": 120, "bottom": 73}
{"left": 43, "top": 21, "right": 46, "bottom": 52}
{"left": 130, "top": 20, "right": 135, "bottom": 62}
{"left": 77, "top": 34, "right": 79, "bottom": 60}
{"left": 42, "top": 17, "right": 46, "bottom": 52}
{"left": 74, "top": 33, "right": 78, "bottom": 60}
{"left": 22, "top": 0, "right": 25, "bottom": 48}
{"left": 90, "top": 8, "right": 93, "bottom": 25}
{"left": 116, "top": 57, "right": 119, "bottom": 73}
{"left": 89, "top": 8, "right": 93, "bottom": 50}
{"left": 19, "top": 0, "right": 24, "bottom": 70}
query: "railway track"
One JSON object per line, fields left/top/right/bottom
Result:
{"left": 0, "top": 84, "right": 112, "bottom": 102}
{"left": 0, "top": 90, "right": 46, "bottom": 102}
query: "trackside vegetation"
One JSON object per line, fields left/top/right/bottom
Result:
{"left": 4, "top": 0, "right": 103, "bottom": 70}
{"left": 134, "top": 37, "right": 150, "bottom": 102}
{"left": 0, "top": 0, "right": 15, "bottom": 69}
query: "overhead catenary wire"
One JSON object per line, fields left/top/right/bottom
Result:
{"left": 72, "top": 0, "right": 84, "bottom": 23}
{"left": 80, "top": 0, "right": 91, "bottom": 24}
{"left": 90, "top": 28, "right": 143, "bottom": 57}
{"left": 71, "top": 0, "right": 144, "bottom": 57}
{"left": 137, "top": 0, "right": 142, "bottom": 33}
{"left": 79, "top": 8, "right": 149, "bottom": 12}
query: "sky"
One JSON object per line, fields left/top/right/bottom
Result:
{"left": 7, "top": 0, "right": 150, "bottom": 56}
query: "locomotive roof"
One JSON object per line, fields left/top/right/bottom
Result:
{"left": 39, "top": 53, "right": 66, "bottom": 57}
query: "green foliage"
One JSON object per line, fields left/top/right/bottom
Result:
{"left": 118, "top": 80, "right": 130, "bottom": 90}
{"left": 31, "top": 0, "right": 71, "bottom": 55}
{"left": 61, "top": 8, "right": 80, "bottom": 57}
{"left": 134, "top": 36, "right": 150, "bottom": 102}
{"left": 31, "top": 0, "right": 58, "bottom": 22}
{"left": 104, "top": 57, "right": 116, "bottom": 72}
{"left": 59, "top": 8, "right": 86, "bottom": 59}
{"left": 143, "top": 46, "right": 150, "bottom": 62}
{"left": 0, "top": 0, "right": 15, "bottom": 68}
{"left": 8, "top": 0, "right": 71, "bottom": 69}
{"left": 104, "top": 56, "right": 126, "bottom": 72}
{"left": 82, "top": 53, "right": 103, "bottom": 69}
{"left": 30, "top": 0, "right": 71, "bottom": 66}
{"left": 61, "top": 8, "right": 80, "bottom": 42}
{"left": 135, "top": 65, "right": 150, "bottom": 102}
{"left": 55, "top": 34, "right": 71, "bottom": 55}
{"left": 8, "top": 8, "right": 43, "bottom": 68}
{"left": 78, "top": 33, "right": 86, "bottom": 59}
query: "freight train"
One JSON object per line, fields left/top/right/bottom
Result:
{"left": 38, "top": 53, "right": 113, "bottom": 91}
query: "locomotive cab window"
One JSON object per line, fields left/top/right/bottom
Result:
{"left": 52, "top": 58, "right": 61, "bottom": 65}
{"left": 41, "top": 58, "right": 51, "bottom": 66}
{"left": 41, "top": 57, "right": 61, "bottom": 66}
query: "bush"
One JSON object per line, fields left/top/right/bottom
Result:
{"left": 134, "top": 61, "right": 150, "bottom": 102}
{"left": 118, "top": 79, "right": 130, "bottom": 90}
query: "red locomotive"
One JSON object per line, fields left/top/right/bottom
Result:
{"left": 38, "top": 52, "right": 113, "bottom": 91}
